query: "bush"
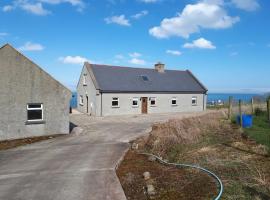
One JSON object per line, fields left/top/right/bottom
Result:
{"left": 255, "top": 107, "right": 264, "bottom": 116}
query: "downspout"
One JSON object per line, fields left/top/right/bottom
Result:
{"left": 203, "top": 93, "right": 205, "bottom": 111}
{"left": 101, "top": 92, "right": 103, "bottom": 117}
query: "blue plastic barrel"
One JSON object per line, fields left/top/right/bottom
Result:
{"left": 237, "top": 114, "right": 253, "bottom": 128}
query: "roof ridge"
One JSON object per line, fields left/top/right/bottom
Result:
{"left": 91, "top": 63, "right": 186, "bottom": 72}
{"left": 0, "top": 43, "right": 71, "bottom": 94}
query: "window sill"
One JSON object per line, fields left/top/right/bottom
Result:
{"left": 112, "top": 106, "right": 120, "bottom": 108}
{"left": 192, "top": 104, "right": 197, "bottom": 106}
{"left": 171, "top": 104, "right": 178, "bottom": 106}
{"left": 25, "top": 120, "right": 45, "bottom": 125}
{"left": 150, "top": 105, "right": 157, "bottom": 107}
{"left": 132, "top": 105, "right": 139, "bottom": 108}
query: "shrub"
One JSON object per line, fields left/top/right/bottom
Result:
{"left": 255, "top": 107, "right": 264, "bottom": 116}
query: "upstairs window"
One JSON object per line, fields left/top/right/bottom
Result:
{"left": 112, "top": 97, "right": 119, "bottom": 107}
{"left": 150, "top": 97, "right": 156, "bottom": 106}
{"left": 192, "top": 97, "right": 197, "bottom": 106}
{"left": 27, "top": 104, "right": 43, "bottom": 121}
{"left": 171, "top": 97, "right": 177, "bottom": 106}
{"left": 132, "top": 98, "right": 139, "bottom": 107}
{"left": 79, "top": 95, "right": 84, "bottom": 105}
{"left": 83, "top": 74, "right": 87, "bottom": 86}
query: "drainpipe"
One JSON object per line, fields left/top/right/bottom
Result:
{"left": 101, "top": 92, "right": 103, "bottom": 117}
{"left": 203, "top": 93, "right": 206, "bottom": 111}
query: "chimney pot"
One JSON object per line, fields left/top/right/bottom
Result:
{"left": 155, "top": 62, "right": 165, "bottom": 73}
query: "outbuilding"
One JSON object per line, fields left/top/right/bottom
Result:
{"left": 0, "top": 44, "right": 72, "bottom": 140}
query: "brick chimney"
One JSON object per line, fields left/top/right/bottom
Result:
{"left": 155, "top": 62, "right": 165, "bottom": 73}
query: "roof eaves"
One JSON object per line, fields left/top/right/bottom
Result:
{"left": 186, "top": 70, "right": 208, "bottom": 92}
{"left": 85, "top": 62, "right": 101, "bottom": 90}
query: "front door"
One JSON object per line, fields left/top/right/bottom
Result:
{"left": 141, "top": 97, "right": 148, "bottom": 114}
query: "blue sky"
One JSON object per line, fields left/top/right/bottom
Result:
{"left": 0, "top": 0, "right": 269, "bottom": 93}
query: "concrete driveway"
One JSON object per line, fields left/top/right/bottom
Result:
{"left": 0, "top": 111, "right": 212, "bottom": 200}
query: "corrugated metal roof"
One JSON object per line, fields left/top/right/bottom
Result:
{"left": 87, "top": 64, "right": 207, "bottom": 93}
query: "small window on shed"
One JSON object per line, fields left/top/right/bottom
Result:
{"left": 27, "top": 103, "right": 43, "bottom": 121}
{"left": 112, "top": 97, "right": 119, "bottom": 108}
{"left": 192, "top": 97, "right": 197, "bottom": 106}
{"left": 171, "top": 97, "right": 177, "bottom": 106}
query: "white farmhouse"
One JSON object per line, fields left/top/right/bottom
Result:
{"left": 77, "top": 62, "right": 207, "bottom": 116}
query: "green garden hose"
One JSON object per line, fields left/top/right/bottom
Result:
{"left": 140, "top": 153, "right": 223, "bottom": 200}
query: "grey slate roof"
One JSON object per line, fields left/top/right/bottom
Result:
{"left": 87, "top": 64, "right": 207, "bottom": 93}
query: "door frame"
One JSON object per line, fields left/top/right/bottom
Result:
{"left": 141, "top": 97, "right": 148, "bottom": 114}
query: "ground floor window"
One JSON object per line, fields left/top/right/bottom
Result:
{"left": 150, "top": 97, "right": 156, "bottom": 106}
{"left": 112, "top": 97, "right": 119, "bottom": 107}
{"left": 79, "top": 95, "right": 84, "bottom": 105}
{"left": 192, "top": 96, "right": 197, "bottom": 106}
{"left": 132, "top": 98, "right": 139, "bottom": 107}
{"left": 27, "top": 103, "right": 43, "bottom": 121}
{"left": 171, "top": 97, "right": 177, "bottom": 106}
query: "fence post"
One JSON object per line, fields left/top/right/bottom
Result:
{"left": 251, "top": 98, "right": 254, "bottom": 114}
{"left": 239, "top": 100, "right": 243, "bottom": 128}
{"left": 267, "top": 99, "right": 270, "bottom": 122}
{"left": 228, "top": 96, "right": 233, "bottom": 119}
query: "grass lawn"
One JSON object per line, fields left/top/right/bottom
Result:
{"left": 244, "top": 112, "right": 270, "bottom": 150}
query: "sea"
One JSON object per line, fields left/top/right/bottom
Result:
{"left": 70, "top": 92, "right": 264, "bottom": 108}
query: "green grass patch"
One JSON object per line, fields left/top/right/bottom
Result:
{"left": 244, "top": 112, "right": 270, "bottom": 149}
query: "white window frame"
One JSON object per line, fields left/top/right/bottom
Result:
{"left": 132, "top": 97, "right": 139, "bottom": 107}
{"left": 27, "top": 103, "right": 43, "bottom": 122}
{"left": 83, "top": 74, "right": 87, "bottom": 86}
{"left": 149, "top": 97, "right": 156, "bottom": 107}
{"left": 112, "top": 97, "right": 119, "bottom": 108}
{"left": 79, "top": 95, "right": 84, "bottom": 106}
{"left": 192, "top": 96, "right": 197, "bottom": 106}
{"left": 171, "top": 97, "right": 177, "bottom": 106}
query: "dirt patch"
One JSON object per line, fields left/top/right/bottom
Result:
{"left": 117, "top": 111, "right": 270, "bottom": 199}
{"left": 117, "top": 150, "right": 218, "bottom": 200}
{"left": 0, "top": 135, "right": 64, "bottom": 151}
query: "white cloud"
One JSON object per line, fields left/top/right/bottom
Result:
{"left": 0, "top": 32, "right": 8, "bottom": 37}
{"left": 58, "top": 56, "right": 90, "bottom": 65}
{"left": 139, "top": 0, "right": 158, "bottom": 3}
{"left": 166, "top": 50, "right": 182, "bottom": 56}
{"left": 18, "top": 42, "right": 44, "bottom": 51}
{"left": 105, "top": 15, "right": 130, "bottom": 26}
{"left": 131, "top": 10, "right": 148, "bottom": 19}
{"left": 231, "top": 0, "right": 259, "bottom": 11}
{"left": 183, "top": 38, "right": 216, "bottom": 49}
{"left": 129, "top": 52, "right": 141, "bottom": 58}
{"left": 39, "top": 0, "right": 85, "bottom": 11}
{"left": 149, "top": 2, "right": 239, "bottom": 38}
{"left": 129, "top": 58, "right": 146, "bottom": 65}
{"left": 230, "top": 51, "right": 238, "bottom": 56}
{"left": 2, "top": 0, "right": 85, "bottom": 15}
{"left": 21, "top": 2, "right": 50, "bottom": 15}
{"left": 2, "top": 5, "right": 14, "bottom": 12}
{"left": 115, "top": 54, "right": 125, "bottom": 59}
